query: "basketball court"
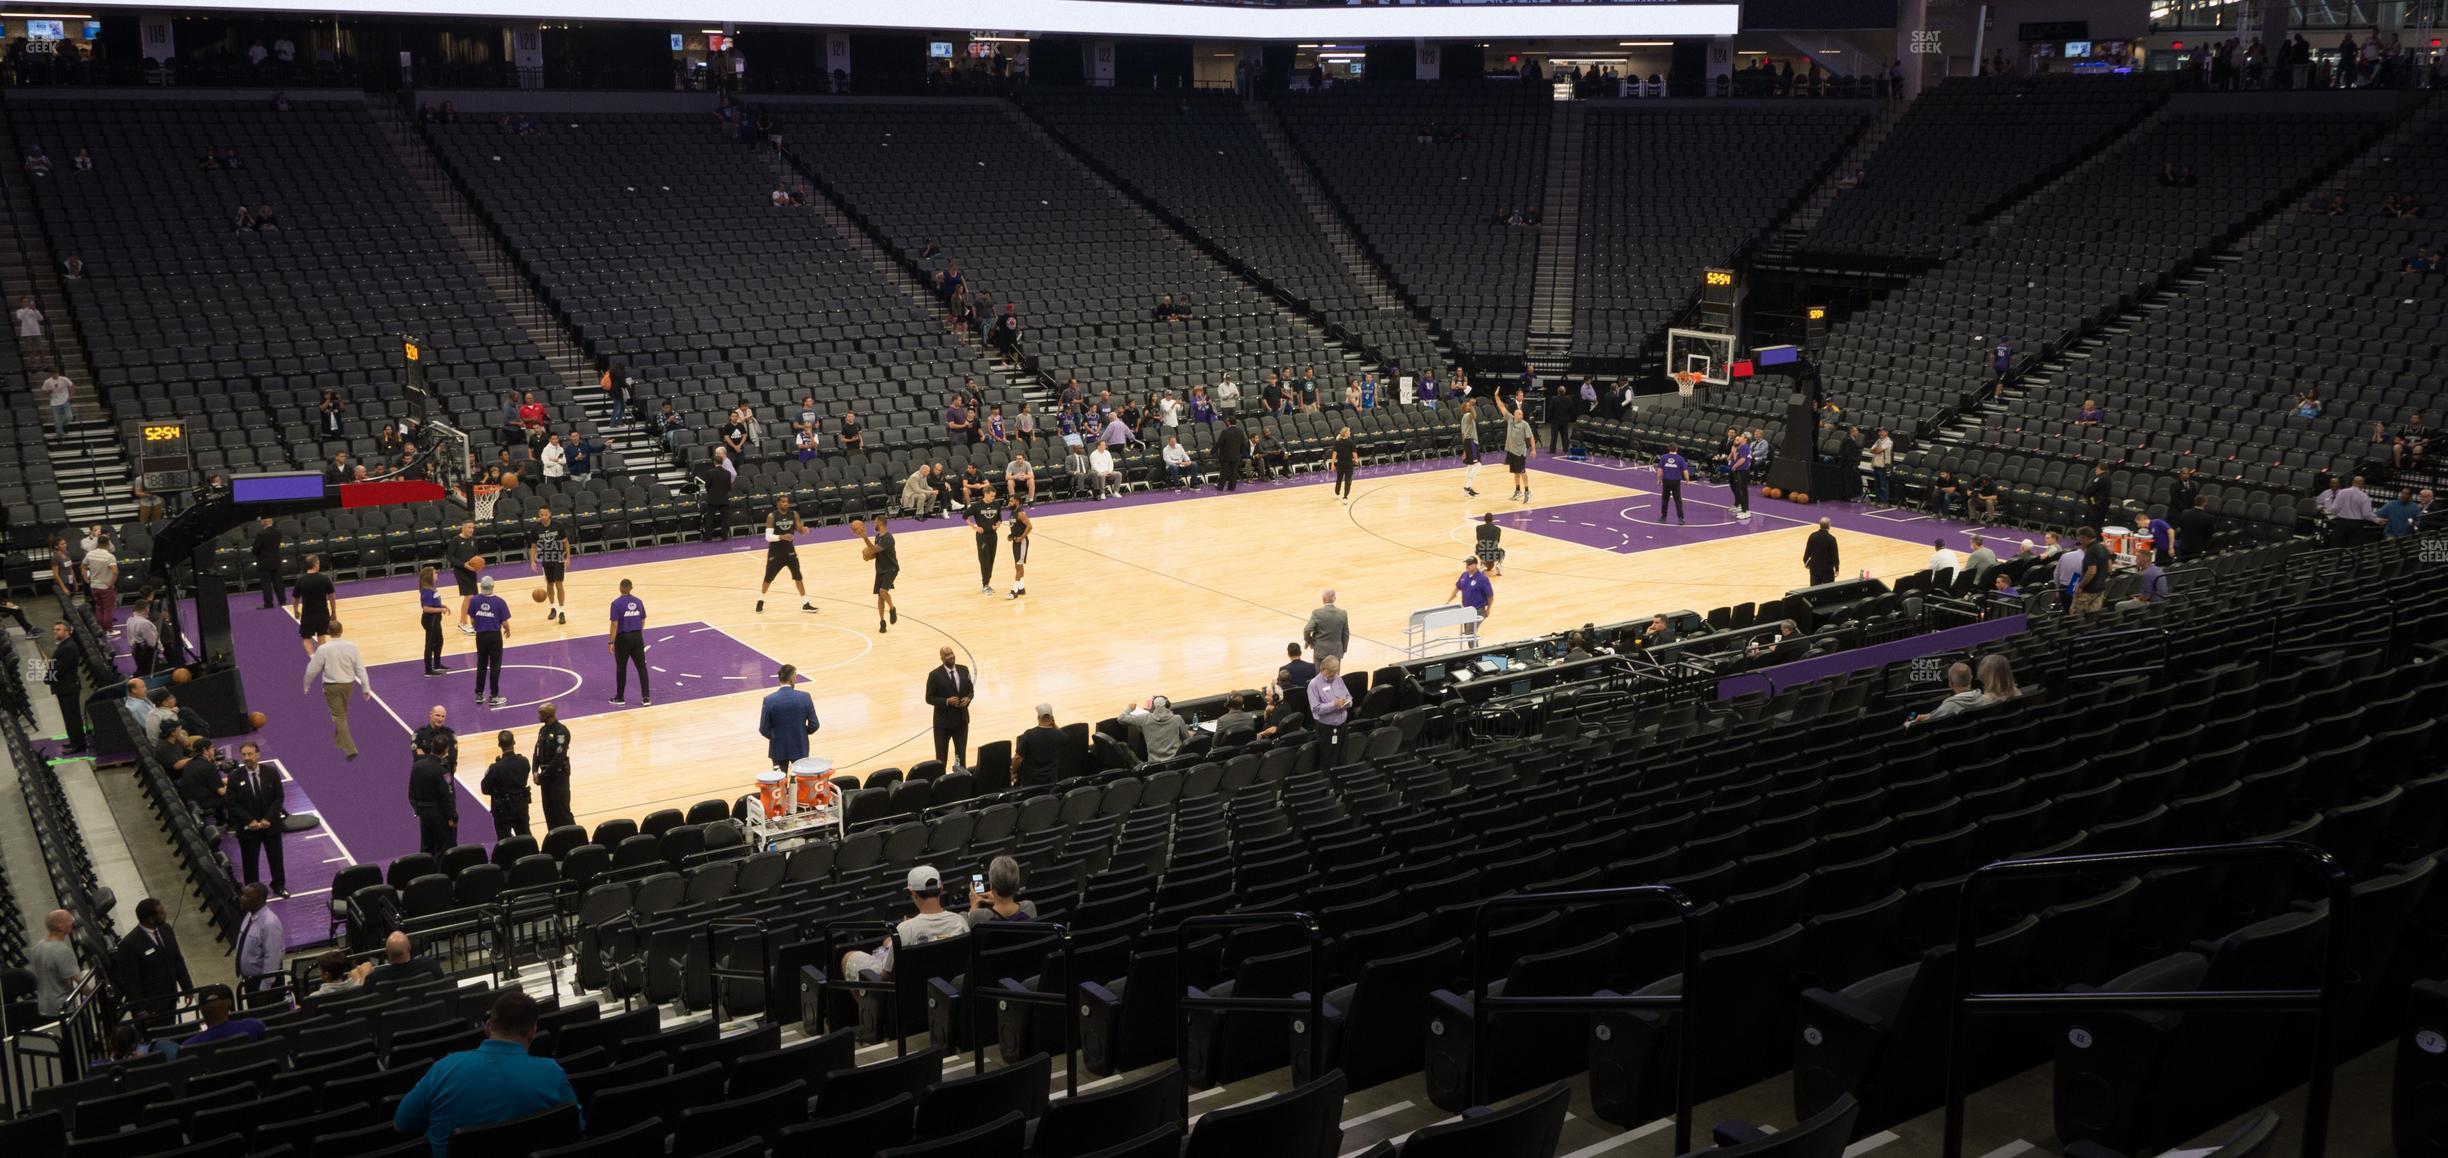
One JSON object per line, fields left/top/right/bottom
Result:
{"left": 226, "top": 454, "right": 1969, "bottom": 938}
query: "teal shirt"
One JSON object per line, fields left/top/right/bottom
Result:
{"left": 395, "top": 1038, "right": 580, "bottom": 1155}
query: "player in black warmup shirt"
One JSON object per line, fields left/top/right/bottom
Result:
{"left": 527, "top": 505, "right": 572, "bottom": 625}
{"left": 858, "top": 517, "right": 900, "bottom": 633}
{"left": 1004, "top": 493, "right": 1032, "bottom": 599}
{"left": 970, "top": 487, "right": 1001, "bottom": 595}
{"left": 756, "top": 496, "right": 818, "bottom": 614}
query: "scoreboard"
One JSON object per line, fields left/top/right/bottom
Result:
{"left": 138, "top": 419, "right": 192, "bottom": 491}
{"left": 1699, "top": 267, "right": 1741, "bottom": 333}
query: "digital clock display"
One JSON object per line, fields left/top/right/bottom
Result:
{"left": 1704, "top": 268, "right": 1736, "bottom": 288}
{"left": 143, "top": 422, "right": 187, "bottom": 443}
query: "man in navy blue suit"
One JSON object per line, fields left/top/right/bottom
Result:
{"left": 758, "top": 664, "right": 819, "bottom": 772}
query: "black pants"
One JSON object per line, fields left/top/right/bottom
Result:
{"left": 131, "top": 642, "right": 156, "bottom": 678}
{"left": 257, "top": 560, "right": 285, "bottom": 609}
{"left": 53, "top": 688, "right": 86, "bottom": 751}
{"left": 474, "top": 632, "right": 504, "bottom": 697}
{"left": 539, "top": 775, "right": 573, "bottom": 832}
{"left": 1659, "top": 480, "right": 1685, "bottom": 521}
{"left": 1220, "top": 457, "right": 1243, "bottom": 492}
{"left": 418, "top": 815, "right": 453, "bottom": 857}
{"left": 492, "top": 804, "right": 531, "bottom": 841}
{"left": 1333, "top": 461, "right": 1355, "bottom": 498}
{"left": 237, "top": 827, "right": 285, "bottom": 892}
{"left": 702, "top": 500, "right": 727, "bottom": 539}
{"left": 934, "top": 715, "right": 970, "bottom": 766}
{"left": 1729, "top": 468, "right": 1749, "bottom": 513}
{"left": 1314, "top": 720, "right": 1346, "bottom": 768}
{"left": 422, "top": 615, "right": 444, "bottom": 671}
{"left": 1809, "top": 565, "right": 1836, "bottom": 587}
{"left": 977, "top": 538, "right": 998, "bottom": 589}
{"left": 613, "top": 633, "right": 649, "bottom": 700}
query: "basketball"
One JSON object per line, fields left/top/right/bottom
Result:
{"left": 466, "top": 555, "right": 487, "bottom": 572}
{"left": 850, "top": 518, "right": 867, "bottom": 537}
{"left": 1763, "top": 486, "right": 1785, "bottom": 500}
{"left": 1791, "top": 492, "right": 1812, "bottom": 504}
{"left": 170, "top": 667, "right": 193, "bottom": 685}
{"left": 247, "top": 711, "right": 267, "bottom": 729}
{"left": 531, "top": 587, "right": 550, "bottom": 603}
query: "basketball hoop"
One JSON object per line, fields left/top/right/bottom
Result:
{"left": 1673, "top": 370, "right": 1704, "bottom": 398}
{"left": 473, "top": 484, "right": 501, "bottom": 522}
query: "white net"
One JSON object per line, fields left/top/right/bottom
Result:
{"left": 473, "top": 485, "right": 501, "bottom": 522}
{"left": 1666, "top": 328, "right": 1737, "bottom": 387}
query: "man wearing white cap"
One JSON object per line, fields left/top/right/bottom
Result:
{"left": 839, "top": 865, "right": 970, "bottom": 980}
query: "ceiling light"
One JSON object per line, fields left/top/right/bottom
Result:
{"left": 1619, "top": 41, "right": 1670, "bottom": 46}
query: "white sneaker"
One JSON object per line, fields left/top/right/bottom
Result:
{"left": 457, "top": 624, "right": 474, "bottom": 635}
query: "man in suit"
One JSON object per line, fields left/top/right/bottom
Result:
{"left": 1303, "top": 589, "right": 1349, "bottom": 662}
{"left": 1803, "top": 518, "right": 1841, "bottom": 586}
{"left": 408, "top": 732, "right": 458, "bottom": 857}
{"left": 233, "top": 883, "right": 284, "bottom": 994}
{"left": 225, "top": 742, "right": 288, "bottom": 898}
{"left": 111, "top": 897, "right": 191, "bottom": 1024}
{"left": 924, "top": 647, "right": 974, "bottom": 768}
{"left": 2174, "top": 494, "right": 2216, "bottom": 561}
{"left": 251, "top": 517, "right": 284, "bottom": 610}
{"left": 1213, "top": 416, "right": 1250, "bottom": 493}
{"left": 758, "top": 664, "right": 820, "bottom": 772}
{"left": 43, "top": 621, "right": 88, "bottom": 756}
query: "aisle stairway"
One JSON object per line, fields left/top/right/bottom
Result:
{"left": 366, "top": 100, "right": 688, "bottom": 494}
{"left": 1523, "top": 100, "right": 1586, "bottom": 377}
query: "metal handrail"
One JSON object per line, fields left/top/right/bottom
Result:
{"left": 1465, "top": 885, "right": 1698, "bottom": 1154}
{"left": 813, "top": 917, "right": 907, "bottom": 1054}
{"left": 1938, "top": 841, "right": 2352, "bottom": 1158}
{"left": 702, "top": 915, "right": 769, "bottom": 1025}
{"left": 961, "top": 918, "right": 1076, "bottom": 1095}
{"left": 1170, "top": 910, "right": 1325, "bottom": 1116}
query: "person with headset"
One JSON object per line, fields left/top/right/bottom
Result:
{"left": 1120, "top": 695, "right": 1192, "bottom": 764}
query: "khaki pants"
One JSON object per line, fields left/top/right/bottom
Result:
{"left": 2069, "top": 591, "right": 2105, "bottom": 615}
{"left": 323, "top": 681, "right": 358, "bottom": 757}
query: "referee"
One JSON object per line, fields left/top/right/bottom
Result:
{"left": 756, "top": 495, "right": 817, "bottom": 614}
{"left": 608, "top": 578, "right": 649, "bottom": 706}
{"left": 528, "top": 505, "right": 572, "bottom": 625}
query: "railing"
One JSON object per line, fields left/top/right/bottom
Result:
{"left": 811, "top": 917, "right": 908, "bottom": 1053}
{"left": 1172, "top": 910, "right": 1325, "bottom": 1114}
{"left": 960, "top": 918, "right": 1080, "bottom": 1094}
{"left": 1465, "top": 885, "right": 1698, "bottom": 1153}
{"left": 703, "top": 915, "right": 770, "bottom": 1024}
{"left": 1939, "top": 841, "right": 2352, "bottom": 1158}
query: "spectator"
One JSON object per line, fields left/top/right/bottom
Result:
{"left": 2380, "top": 487, "right": 2425, "bottom": 538}
{"left": 71, "top": 147, "right": 92, "bottom": 173}
{"left": 1967, "top": 476, "right": 2002, "bottom": 522}
{"left": 367, "top": 930, "right": 446, "bottom": 988}
{"left": 43, "top": 365, "right": 73, "bottom": 439}
{"left": 1161, "top": 435, "right": 1194, "bottom": 488}
{"left": 1964, "top": 534, "right": 2000, "bottom": 584}
{"left": 183, "top": 991, "right": 268, "bottom": 1048}
{"left": 1977, "top": 654, "right": 2020, "bottom": 703}
{"left": 1867, "top": 428, "right": 1894, "bottom": 503}
{"left": 2070, "top": 527, "right": 2114, "bottom": 614}
{"left": 314, "top": 950, "right": 374, "bottom": 996}
{"left": 233, "top": 204, "right": 258, "bottom": 233}
{"left": 2175, "top": 494, "right": 2216, "bottom": 561}
{"left": 945, "top": 394, "right": 973, "bottom": 443}
{"left": 901, "top": 464, "right": 937, "bottom": 518}
{"left": 255, "top": 204, "right": 280, "bottom": 231}
{"left": 15, "top": 295, "right": 45, "bottom": 344}
{"left": 1928, "top": 538, "right": 1961, "bottom": 579}
{"left": 2075, "top": 399, "right": 2105, "bottom": 425}
{"left": 1121, "top": 696, "right": 1192, "bottom": 764}
{"left": 966, "top": 855, "right": 1038, "bottom": 926}
{"left": 92, "top": 1024, "right": 154, "bottom": 1070}
{"left": 1086, "top": 442, "right": 1122, "bottom": 499}
{"left": 1906, "top": 662, "right": 1986, "bottom": 727}
{"left": 22, "top": 144, "right": 51, "bottom": 176}
{"left": 2398, "top": 248, "right": 2434, "bottom": 274}
{"left": 59, "top": 253, "right": 83, "bottom": 279}
{"left": 2398, "top": 414, "right": 2429, "bottom": 470}
{"left": 2293, "top": 387, "right": 2323, "bottom": 418}
{"left": 1014, "top": 704, "right": 1062, "bottom": 788}
{"left": 31, "top": 909, "right": 83, "bottom": 1017}
{"left": 837, "top": 408, "right": 865, "bottom": 453}
{"left": 2125, "top": 544, "right": 2173, "bottom": 606}
{"left": 840, "top": 866, "right": 970, "bottom": 980}
{"left": 771, "top": 183, "right": 795, "bottom": 207}
{"left": 1930, "top": 468, "right": 1962, "bottom": 518}
{"left": 395, "top": 991, "right": 582, "bottom": 1154}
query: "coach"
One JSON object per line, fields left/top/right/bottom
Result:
{"left": 925, "top": 647, "right": 975, "bottom": 768}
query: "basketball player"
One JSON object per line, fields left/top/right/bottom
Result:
{"left": 445, "top": 521, "right": 481, "bottom": 633}
{"left": 1459, "top": 398, "right": 1482, "bottom": 498}
{"left": 1727, "top": 433, "right": 1753, "bottom": 520}
{"left": 1502, "top": 392, "right": 1538, "bottom": 504}
{"left": 1004, "top": 492, "right": 1032, "bottom": 599}
{"left": 756, "top": 495, "right": 818, "bottom": 614}
{"left": 970, "top": 485, "right": 1002, "bottom": 595}
{"left": 859, "top": 517, "right": 900, "bottom": 632}
{"left": 527, "top": 505, "right": 572, "bottom": 624}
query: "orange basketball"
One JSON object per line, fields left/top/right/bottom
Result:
{"left": 1791, "top": 492, "right": 1812, "bottom": 504}
{"left": 170, "top": 667, "right": 193, "bottom": 685}
{"left": 849, "top": 518, "right": 867, "bottom": 537}
{"left": 531, "top": 587, "right": 550, "bottom": 603}
{"left": 1762, "top": 486, "right": 1785, "bottom": 500}
{"left": 466, "top": 555, "right": 487, "bottom": 573}
{"left": 247, "top": 710, "right": 267, "bottom": 729}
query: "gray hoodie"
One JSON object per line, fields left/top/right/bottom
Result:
{"left": 1130, "top": 704, "right": 1193, "bottom": 762}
